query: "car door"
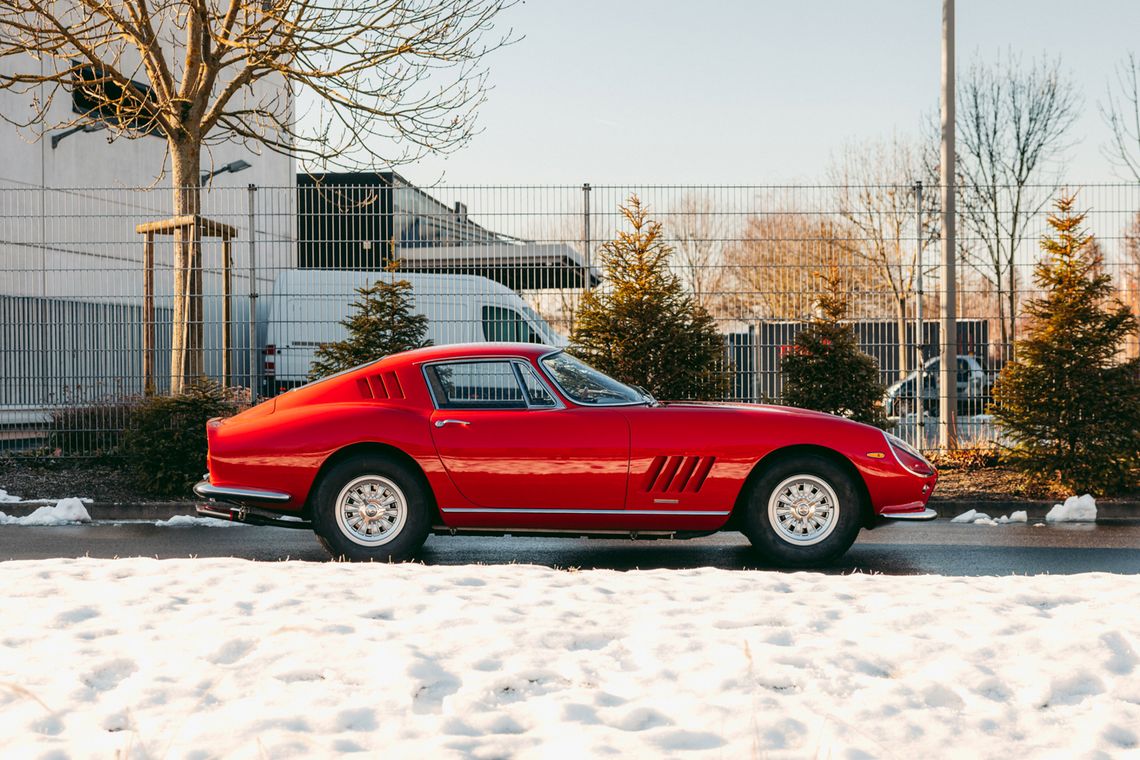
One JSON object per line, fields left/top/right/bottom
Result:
{"left": 425, "top": 359, "right": 630, "bottom": 510}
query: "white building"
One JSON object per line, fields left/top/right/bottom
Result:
{"left": 0, "top": 48, "right": 296, "bottom": 406}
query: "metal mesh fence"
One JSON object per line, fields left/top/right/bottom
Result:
{"left": 1, "top": 180, "right": 1138, "bottom": 455}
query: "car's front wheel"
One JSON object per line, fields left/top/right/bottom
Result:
{"left": 312, "top": 453, "right": 431, "bottom": 562}
{"left": 742, "top": 455, "right": 863, "bottom": 567}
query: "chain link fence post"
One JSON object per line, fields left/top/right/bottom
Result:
{"left": 582, "top": 182, "right": 591, "bottom": 293}
{"left": 247, "top": 183, "right": 259, "bottom": 402}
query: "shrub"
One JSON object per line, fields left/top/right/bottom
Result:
{"left": 991, "top": 194, "right": 1140, "bottom": 493}
{"left": 119, "top": 381, "right": 248, "bottom": 497}
{"left": 570, "top": 195, "right": 728, "bottom": 400}
{"left": 48, "top": 401, "right": 137, "bottom": 457}
{"left": 780, "top": 269, "right": 888, "bottom": 428}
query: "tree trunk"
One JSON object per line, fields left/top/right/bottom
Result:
{"left": 1006, "top": 264, "right": 1017, "bottom": 363}
{"left": 169, "top": 140, "right": 203, "bottom": 395}
{"left": 895, "top": 295, "right": 910, "bottom": 381}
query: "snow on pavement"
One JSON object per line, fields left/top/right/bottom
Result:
{"left": 0, "top": 498, "right": 91, "bottom": 526}
{"left": 950, "top": 508, "right": 1029, "bottom": 525}
{"left": 153, "top": 515, "right": 247, "bottom": 528}
{"left": 1, "top": 559, "right": 1138, "bottom": 758}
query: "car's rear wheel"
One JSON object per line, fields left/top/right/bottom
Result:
{"left": 742, "top": 455, "right": 863, "bottom": 567}
{"left": 312, "top": 454, "right": 430, "bottom": 562}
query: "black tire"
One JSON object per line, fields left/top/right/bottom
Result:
{"left": 741, "top": 454, "right": 863, "bottom": 567}
{"left": 311, "top": 453, "right": 431, "bottom": 562}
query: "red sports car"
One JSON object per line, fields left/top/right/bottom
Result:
{"left": 194, "top": 343, "right": 937, "bottom": 566}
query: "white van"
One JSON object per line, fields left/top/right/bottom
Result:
{"left": 263, "top": 270, "right": 565, "bottom": 391}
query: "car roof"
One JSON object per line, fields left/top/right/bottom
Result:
{"left": 384, "top": 342, "right": 559, "bottom": 367}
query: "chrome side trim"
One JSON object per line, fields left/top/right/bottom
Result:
{"left": 880, "top": 508, "right": 938, "bottom": 521}
{"left": 433, "top": 526, "right": 677, "bottom": 537}
{"left": 439, "top": 507, "right": 731, "bottom": 516}
{"left": 193, "top": 480, "right": 292, "bottom": 504}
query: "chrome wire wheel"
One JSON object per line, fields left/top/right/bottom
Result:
{"left": 335, "top": 475, "right": 408, "bottom": 547}
{"left": 767, "top": 474, "right": 840, "bottom": 547}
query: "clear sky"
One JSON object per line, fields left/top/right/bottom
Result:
{"left": 403, "top": 0, "right": 1140, "bottom": 187}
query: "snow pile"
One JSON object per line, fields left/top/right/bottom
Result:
{"left": 0, "top": 488, "right": 20, "bottom": 503}
{"left": 998, "top": 511, "right": 1028, "bottom": 524}
{"left": 0, "top": 498, "right": 91, "bottom": 526}
{"left": 1, "top": 559, "right": 1139, "bottom": 758}
{"left": 952, "top": 509, "right": 1030, "bottom": 525}
{"left": 154, "top": 515, "right": 246, "bottom": 528}
{"left": 1046, "top": 494, "right": 1098, "bottom": 523}
{"left": 950, "top": 509, "right": 986, "bottom": 523}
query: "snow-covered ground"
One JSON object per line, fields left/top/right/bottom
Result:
{"left": 1, "top": 559, "right": 1137, "bottom": 758}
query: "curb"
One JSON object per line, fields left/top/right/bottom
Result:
{"left": 1, "top": 501, "right": 195, "bottom": 520}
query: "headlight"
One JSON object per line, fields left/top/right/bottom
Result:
{"left": 884, "top": 432, "right": 935, "bottom": 477}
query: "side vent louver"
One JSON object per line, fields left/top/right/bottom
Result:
{"left": 368, "top": 376, "right": 388, "bottom": 398}
{"left": 383, "top": 371, "right": 405, "bottom": 399}
{"left": 641, "top": 455, "right": 716, "bottom": 494}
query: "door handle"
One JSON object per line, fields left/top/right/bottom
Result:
{"left": 434, "top": 419, "right": 472, "bottom": 428}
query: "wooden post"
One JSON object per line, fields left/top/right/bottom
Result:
{"left": 136, "top": 215, "right": 238, "bottom": 395}
{"left": 143, "top": 231, "right": 155, "bottom": 395}
{"left": 221, "top": 233, "right": 232, "bottom": 388}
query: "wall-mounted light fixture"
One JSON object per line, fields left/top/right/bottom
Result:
{"left": 50, "top": 122, "right": 107, "bottom": 150}
{"left": 201, "top": 159, "right": 252, "bottom": 184}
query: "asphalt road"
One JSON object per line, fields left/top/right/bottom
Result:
{"left": 1, "top": 520, "right": 1139, "bottom": 575}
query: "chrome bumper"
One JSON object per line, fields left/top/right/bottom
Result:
{"left": 880, "top": 508, "right": 938, "bottom": 521}
{"left": 194, "top": 476, "right": 308, "bottom": 529}
{"left": 193, "top": 477, "right": 291, "bottom": 505}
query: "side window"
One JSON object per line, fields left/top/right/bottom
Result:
{"left": 426, "top": 361, "right": 526, "bottom": 409}
{"left": 516, "top": 363, "right": 557, "bottom": 407}
{"left": 482, "top": 305, "right": 541, "bottom": 343}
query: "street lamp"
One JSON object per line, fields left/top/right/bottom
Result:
{"left": 201, "top": 159, "right": 252, "bottom": 184}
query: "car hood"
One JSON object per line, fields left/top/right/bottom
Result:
{"left": 661, "top": 401, "right": 884, "bottom": 432}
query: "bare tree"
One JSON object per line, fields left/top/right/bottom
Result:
{"left": 830, "top": 137, "right": 935, "bottom": 381}
{"left": 0, "top": 0, "right": 514, "bottom": 393}
{"left": 955, "top": 54, "right": 1078, "bottom": 359}
{"left": 1101, "top": 53, "right": 1140, "bottom": 182}
{"left": 724, "top": 211, "right": 871, "bottom": 323}
{"left": 665, "top": 193, "right": 731, "bottom": 318}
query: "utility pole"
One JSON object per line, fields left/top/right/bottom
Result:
{"left": 914, "top": 180, "right": 925, "bottom": 449}
{"left": 939, "top": 0, "right": 959, "bottom": 449}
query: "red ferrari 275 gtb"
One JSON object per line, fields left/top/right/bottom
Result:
{"left": 194, "top": 343, "right": 937, "bottom": 566}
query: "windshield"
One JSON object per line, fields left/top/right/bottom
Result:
{"left": 540, "top": 352, "right": 647, "bottom": 406}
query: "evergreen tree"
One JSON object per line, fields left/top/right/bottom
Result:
{"left": 781, "top": 269, "right": 889, "bottom": 427}
{"left": 992, "top": 194, "right": 1140, "bottom": 492}
{"left": 570, "top": 195, "right": 728, "bottom": 400}
{"left": 309, "top": 277, "right": 432, "bottom": 380}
